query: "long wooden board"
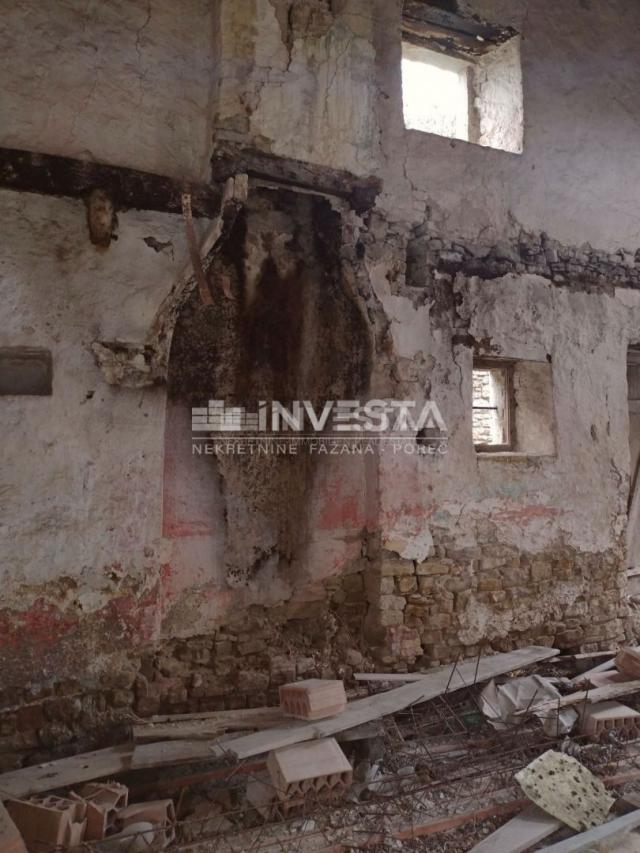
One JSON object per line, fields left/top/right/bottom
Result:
{"left": 132, "top": 707, "right": 287, "bottom": 743}
{"left": 0, "top": 744, "right": 133, "bottom": 801}
{"left": 0, "top": 646, "right": 556, "bottom": 798}
{"left": 210, "top": 646, "right": 558, "bottom": 761}
{"left": 540, "top": 809, "right": 640, "bottom": 853}
{"left": 468, "top": 805, "right": 562, "bottom": 853}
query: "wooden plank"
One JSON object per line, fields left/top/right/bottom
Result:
{"left": 355, "top": 646, "right": 557, "bottom": 685}
{"left": 568, "top": 657, "right": 618, "bottom": 688}
{"left": 0, "top": 745, "right": 133, "bottom": 801}
{"left": 133, "top": 707, "right": 287, "bottom": 743}
{"left": 129, "top": 760, "right": 267, "bottom": 799}
{"left": 0, "top": 147, "right": 222, "bottom": 217}
{"left": 468, "top": 805, "right": 562, "bottom": 853}
{"left": 0, "top": 647, "right": 556, "bottom": 799}
{"left": 540, "top": 809, "right": 640, "bottom": 853}
{"left": 358, "top": 799, "right": 531, "bottom": 847}
{"left": 354, "top": 671, "right": 430, "bottom": 683}
{"left": 130, "top": 739, "right": 231, "bottom": 770}
{"left": 130, "top": 647, "right": 557, "bottom": 767}
{"left": 517, "top": 679, "right": 640, "bottom": 716}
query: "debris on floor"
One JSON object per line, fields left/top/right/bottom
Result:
{"left": 479, "top": 674, "right": 578, "bottom": 736}
{"left": 514, "top": 749, "right": 615, "bottom": 830}
{"left": 4, "top": 648, "right": 640, "bottom": 850}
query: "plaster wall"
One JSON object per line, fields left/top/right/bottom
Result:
{"left": 0, "top": 0, "right": 639, "bottom": 735}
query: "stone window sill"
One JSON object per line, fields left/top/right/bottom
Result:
{"left": 476, "top": 451, "right": 556, "bottom": 461}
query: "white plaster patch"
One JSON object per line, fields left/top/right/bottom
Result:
{"left": 382, "top": 515, "right": 433, "bottom": 562}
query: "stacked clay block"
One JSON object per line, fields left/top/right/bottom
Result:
{"left": 267, "top": 738, "right": 352, "bottom": 811}
{"left": 586, "top": 670, "right": 627, "bottom": 688}
{"left": 279, "top": 679, "right": 347, "bottom": 720}
{"left": 615, "top": 647, "right": 640, "bottom": 678}
{"left": 6, "top": 796, "right": 87, "bottom": 848}
{"left": 579, "top": 701, "right": 640, "bottom": 739}
{"left": 76, "top": 782, "right": 128, "bottom": 841}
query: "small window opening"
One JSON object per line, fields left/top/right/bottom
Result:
{"left": 402, "top": 43, "right": 470, "bottom": 139}
{"left": 0, "top": 347, "right": 52, "bottom": 396}
{"left": 472, "top": 363, "right": 512, "bottom": 449}
{"left": 401, "top": 2, "right": 523, "bottom": 153}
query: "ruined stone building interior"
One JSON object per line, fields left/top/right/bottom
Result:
{"left": 4, "top": 1, "right": 640, "bottom": 850}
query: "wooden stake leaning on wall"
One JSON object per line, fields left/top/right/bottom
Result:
{"left": 182, "top": 192, "right": 213, "bottom": 307}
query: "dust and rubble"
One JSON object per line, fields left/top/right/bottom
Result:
{"left": 5, "top": 644, "right": 640, "bottom": 850}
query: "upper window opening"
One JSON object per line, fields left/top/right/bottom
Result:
{"left": 402, "top": 44, "right": 470, "bottom": 139}
{"left": 401, "top": 1, "right": 523, "bottom": 154}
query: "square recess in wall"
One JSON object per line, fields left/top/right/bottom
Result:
{"left": 473, "top": 358, "right": 555, "bottom": 456}
{"left": 0, "top": 347, "right": 52, "bottom": 396}
{"left": 401, "top": 1, "right": 523, "bottom": 153}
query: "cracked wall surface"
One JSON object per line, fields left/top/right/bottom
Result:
{"left": 1, "top": 0, "right": 640, "bottom": 761}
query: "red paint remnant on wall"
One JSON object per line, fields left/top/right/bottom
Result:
{"left": 383, "top": 503, "right": 438, "bottom": 524}
{"left": 99, "top": 588, "right": 158, "bottom": 643}
{"left": 491, "top": 503, "right": 561, "bottom": 524}
{"left": 317, "top": 477, "right": 370, "bottom": 530}
{"left": 0, "top": 599, "right": 78, "bottom": 650}
{"left": 162, "top": 399, "right": 221, "bottom": 540}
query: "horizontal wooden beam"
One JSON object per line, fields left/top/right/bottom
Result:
{"left": 210, "top": 142, "right": 381, "bottom": 214}
{"left": 403, "top": 1, "right": 517, "bottom": 56}
{"left": 0, "top": 147, "right": 222, "bottom": 217}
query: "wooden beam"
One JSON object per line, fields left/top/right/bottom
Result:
{"left": 209, "top": 646, "right": 558, "bottom": 761}
{"left": 540, "top": 809, "right": 640, "bottom": 853}
{"left": 402, "top": 1, "right": 516, "bottom": 43}
{"left": 210, "top": 142, "right": 381, "bottom": 214}
{"left": 468, "top": 805, "right": 562, "bottom": 853}
{"left": 0, "top": 647, "right": 556, "bottom": 799}
{"left": 132, "top": 708, "right": 288, "bottom": 743}
{"left": 0, "top": 147, "right": 222, "bottom": 217}
{"left": 0, "top": 745, "right": 133, "bottom": 801}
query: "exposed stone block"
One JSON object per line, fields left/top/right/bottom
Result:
{"left": 616, "top": 647, "right": 640, "bottom": 679}
{"left": 416, "top": 560, "right": 452, "bottom": 576}
{"left": 404, "top": 604, "right": 428, "bottom": 628}
{"left": 269, "top": 655, "right": 297, "bottom": 685}
{"left": 397, "top": 576, "right": 417, "bottom": 594}
{"left": 530, "top": 561, "right": 553, "bottom": 582}
{"left": 378, "top": 594, "right": 406, "bottom": 612}
{"left": 554, "top": 628, "right": 584, "bottom": 648}
{"left": 380, "top": 558, "right": 415, "bottom": 577}
{"left": 386, "top": 626, "right": 422, "bottom": 660}
{"left": 237, "top": 670, "right": 270, "bottom": 694}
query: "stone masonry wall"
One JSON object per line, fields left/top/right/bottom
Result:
{"left": 2, "top": 0, "right": 640, "bottom": 768}
{"left": 0, "top": 538, "right": 627, "bottom": 772}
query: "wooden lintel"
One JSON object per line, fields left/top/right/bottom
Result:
{"left": 403, "top": 1, "right": 516, "bottom": 41}
{"left": 402, "top": 1, "right": 517, "bottom": 56}
{"left": 210, "top": 142, "right": 381, "bottom": 214}
{"left": 0, "top": 147, "right": 222, "bottom": 217}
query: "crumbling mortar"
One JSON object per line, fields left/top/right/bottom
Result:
{"left": 407, "top": 222, "right": 640, "bottom": 294}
